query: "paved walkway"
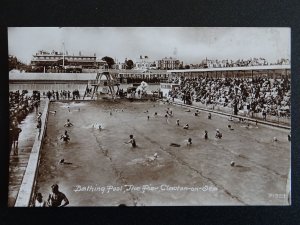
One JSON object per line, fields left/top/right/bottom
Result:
{"left": 8, "top": 100, "right": 46, "bottom": 207}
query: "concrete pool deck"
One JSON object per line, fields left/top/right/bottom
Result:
{"left": 8, "top": 100, "right": 47, "bottom": 207}
{"left": 31, "top": 99, "right": 290, "bottom": 206}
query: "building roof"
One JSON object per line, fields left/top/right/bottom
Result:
{"left": 9, "top": 73, "right": 97, "bottom": 81}
{"left": 158, "top": 57, "right": 178, "bottom": 61}
{"left": 96, "top": 58, "right": 107, "bottom": 63}
{"left": 118, "top": 69, "right": 169, "bottom": 74}
{"left": 33, "top": 50, "right": 96, "bottom": 58}
{"left": 167, "top": 65, "right": 291, "bottom": 73}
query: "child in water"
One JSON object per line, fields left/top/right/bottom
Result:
{"left": 125, "top": 134, "right": 136, "bottom": 147}
{"left": 60, "top": 130, "right": 70, "bottom": 142}
{"left": 64, "top": 119, "right": 73, "bottom": 127}
{"left": 203, "top": 130, "right": 208, "bottom": 139}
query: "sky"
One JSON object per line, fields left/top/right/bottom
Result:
{"left": 8, "top": 27, "right": 290, "bottom": 65}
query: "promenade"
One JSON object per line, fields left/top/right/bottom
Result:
{"left": 8, "top": 100, "right": 46, "bottom": 207}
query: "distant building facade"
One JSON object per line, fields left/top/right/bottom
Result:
{"left": 31, "top": 50, "right": 106, "bottom": 70}
{"left": 113, "top": 62, "right": 127, "bottom": 70}
{"left": 134, "top": 56, "right": 156, "bottom": 70}
{"left": 156, "top": 57, "right": 180, "bottom": 70}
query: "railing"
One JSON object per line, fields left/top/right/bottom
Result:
{"left": 165, "top": 99, "right": 290, "bottom": 130}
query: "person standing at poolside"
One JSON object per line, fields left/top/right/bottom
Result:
{"left": 37, "top": 112, "right": 42, "bottom": 140}
{"left": 47, "top": 184, "right": 69, "bottom": 207}
{"left": 34, "top": 193, "right": 46, "bottom": 207}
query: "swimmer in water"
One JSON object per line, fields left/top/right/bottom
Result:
{"left": 208, "top": 113, "right": 212, "bottom": 119}
{"left": 147, "top": 153, "right": 158, "bottom": 162}
{"left": 60, "top": 130, "right": 70, "bottom": 142}
{"left": 203, "top": 130, "right": 208, "bottom": 139}
{"left": 187, "top": 137, "right": 192, "bottom": 146}
{"left": 183, "top": 124, "right": 189, "bottom": 129}
{"left": 227, "top": 124, "right": 234, "bottom": 130}
{"left": 215, "top": 129, "right": 222, "bottom": 139}
{"left": 49, "top": 110, "right": 56, "bottom": 115}
{"left": 64, "top": 119, "right": 73, "bottom": 127}
{"left": 165, "top": 113, "right": 169, "bottom": 123}
{"left": 241, "top": 123, "right": 250, "bottom": 129}
{"left": 93, "top": 123, "right": 102, "bottom": 130}
{"left": 58, "top": 159, "right": 72, "bottom": 165}
{"left": 125, "top": 134, "right": 136, "bottom": 148}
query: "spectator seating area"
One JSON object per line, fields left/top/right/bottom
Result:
{"left": 169, "top": 76, "right": 291, "bottom": 118}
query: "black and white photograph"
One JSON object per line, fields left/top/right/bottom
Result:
{"left": 8, "top": 27, "right": 291, "bottom": 207}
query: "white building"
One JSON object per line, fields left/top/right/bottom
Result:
{"left": 156, "top": 57, "right": 180, "bottom": 70}
{"left": 113, "top": 62, "right": 127, "bottom": 70}
{"left": 134, "top": 56, "right": 156, "bottom": 70}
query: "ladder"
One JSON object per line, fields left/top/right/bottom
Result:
{"left": 83, "top": 83, "right": 89, "bottom": 100}
{"left": 91, "top": 72, "right": 119, "bottom": 100}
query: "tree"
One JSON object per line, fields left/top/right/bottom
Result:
{"left": 102, "top": 56, "right": 115, "bottom": 69}
{"left": 8, "top": 56, "right": 18, "bottom": 71}
{"left": 125, "top": 59, "right": 134, "bottom": 69}
{"left": 8, "top": 55, "right": 26, "bottom": 71}
{"left": 184, "top": 65, "right": 190, "bottom": 69}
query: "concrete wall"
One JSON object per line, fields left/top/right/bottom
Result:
{"left": 9, "top": 72, "right": 96, "bottom": 81}
{"left": 14, "top": 99, "right": 50, "bottom": 207}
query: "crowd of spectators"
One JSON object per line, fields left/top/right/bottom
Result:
{"left": 193, "top": 58, "right": 290, "bottom": 69}
{"left": 9, "top": 90, "right": 40, "bottom": 154}
{"left": 43, "top": 88, "right": 132, "bottom": 100}
{"left": 169, "top": 76, "right": 291, "bottom": 118}
{"left": 123, "top": 77, "right": 161, "bottom": 84}
{"left": 44, "top": 89, "right": 81, "bottom": 100}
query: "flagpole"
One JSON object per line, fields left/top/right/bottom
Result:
{"left": 63, "top": 42, "right": 65, "bottom": 68}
